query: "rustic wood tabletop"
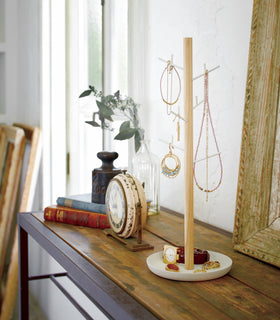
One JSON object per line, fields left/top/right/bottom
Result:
{"left": 21, "top": 210, "right": 280, "bottom": 320}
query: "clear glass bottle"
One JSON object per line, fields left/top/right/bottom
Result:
{"left": 132, "top": 140, "right": 160, "bottom": 216}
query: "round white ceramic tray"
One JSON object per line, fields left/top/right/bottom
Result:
{"left": 146, "top": 251, "right": 232, "bottom": 281}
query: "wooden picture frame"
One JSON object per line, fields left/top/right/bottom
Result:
{"left": 233, "top": 0, "right": 280, "bottom": 267}
{"left": 0, "top": 125, "right": 25, "bottom": 278}
{"left": 0, "top": 124, "right": 41, "bottom": 320}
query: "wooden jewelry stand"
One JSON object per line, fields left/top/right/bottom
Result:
{"left": 183, "top": 38, "right": 194, "bottom": 270}
{"left": 104, "top": 204, "right": 154, "bottom": 252}
{"left": 146, "top": 38, "right": 232, "bottom": 281}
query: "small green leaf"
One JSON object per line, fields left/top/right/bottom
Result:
{"left": 96, "top": 100, "right": 106, "bottom": 110}
{"left": 134, "top": 128, "right": 145, "bottom": 152}
{"left": 96, "top": 100, "right": 114, "bottom": 121}
{"left": 79, "top": 90, "right": 92, "bottom": 98}
{"left": 138, "top": 128, "right": 145, "bottom": 141}
{"left": 119, "top": 121, "right": 130, "bottom": 132}
{"left": 114, "top": 90, "right": 120, "bottom": 100}
{"left": 114, "top": 128, "right": 136, "bottom": 140}
{"left": 96, "top": 101, "right": 114, "bottom": 115}
{"left": 134, "top": 136, "right": 141, "bottom": 153}
{"left": 85, "top": 120, "right": 100, "bottom": 127}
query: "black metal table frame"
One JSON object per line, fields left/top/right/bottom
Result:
{"left": 18, "top": 212, "right": 157, "bottom": 320}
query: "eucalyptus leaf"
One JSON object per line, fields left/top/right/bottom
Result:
{"left": 99, "top": 106, "right": 113, "bottom": 116}
{"left": 114, "top": 128, "right": 136, "bottom": 140}
{"left": 96, "top": 100, "right": 114, "bottom": 121}
{"left": 80, "top": 85, "right": 144, "bottom": 152}
{"left": 96, "top": 100, "right": 106, "bottom": 110}
{"left": 138, "top": 128, "right": 145, "bottom": 141}
{"left": 119, "top": 121, "right": 130, "bottom": 132}
{"left": 89, "top": 85, "right": 97, "bottom": 93}
{"left": 85, "top": 120, "right": 100, "bottom": 127}
{"left": 134, "top": 133, "right": 142, "bottom": 153}
{"left": 114, "top": 90, "right": 120, "bottom": 100}
{"left": 79, "top": 89, "right": 92, "bottom": 98}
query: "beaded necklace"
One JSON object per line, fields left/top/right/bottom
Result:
{"left": 193, "top": 70, "right": 223, "bottom": 200}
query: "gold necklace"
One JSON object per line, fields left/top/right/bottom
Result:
{"left": 160, "top": 60, "right": 181, "bottom": 107}
{"left": 193, "top": 70, "right": 223, "bottom": 200}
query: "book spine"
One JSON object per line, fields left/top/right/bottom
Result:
{"left": 56, "top": 197, "right": 106, "bottom": 215}
{"left": 44, "top": 207, "right": 110, "bottom": 229}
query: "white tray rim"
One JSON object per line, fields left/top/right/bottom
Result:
{"left": 146, "top": 250, "right": 232, "bottom": 281}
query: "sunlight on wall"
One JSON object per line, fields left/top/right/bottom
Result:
{"left": 129, "top": 0, "right": 253, "bottom": 232}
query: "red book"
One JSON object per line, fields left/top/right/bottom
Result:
{"left": 44, "top": 205, "right": 110, "bottom": 229}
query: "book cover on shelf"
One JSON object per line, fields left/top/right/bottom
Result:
{"left": 56, "top": 194, "right": 106, "bottom": 215}
{"left": 44, "top": 205, "right": 110, "bottom": 229}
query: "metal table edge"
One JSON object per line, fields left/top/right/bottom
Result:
{"left": 18, "top": 212, "right": 158, "bottom": 320}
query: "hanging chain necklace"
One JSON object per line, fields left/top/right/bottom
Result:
{"left": 193, "top": 70, "right": 223, "bottom": 200}
{"left": 160, "top": 60, "right": 182, "bottom": 178}
{"left": 166, "top": 61, "right": 172, "bottom": 115}
{"left": 160, "top": 60, "right": 181, "bottom": 111}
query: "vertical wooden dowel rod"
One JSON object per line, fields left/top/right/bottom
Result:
{"left": 183, "top": 38, "right": 194, "bottom": 270}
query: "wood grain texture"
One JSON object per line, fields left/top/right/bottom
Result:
{"left": 183, "top": 38, "right": 194, "bottom": 270}
{"left": 0, "top": 125, "right": 25, "bottom": 279}
{"left": 269, "top": 97, "right": 280, "bottom": 224}
{"left": 146, "top": 211, "right": 280, "bottom": 302}
{"left": 233, "top": 0, "right": 280, "bottom": 267}
{"left": 0, "top": 129, "right": 7, "bottom": 185}
{"left": 32, "top": 211, "right": 280, "bottom": 320}
{"left": 0, "top": 124, "right": 41, "bottom": 320}
{"left": 14, "top": 124, "right": 41, "bottom": 213}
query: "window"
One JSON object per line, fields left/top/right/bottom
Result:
{"left": 66, "top": 0, "right": 128, "bottom": 196}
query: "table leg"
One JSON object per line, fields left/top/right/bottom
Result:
{"left": 18, "top": 226, "right": 29, "bottom": 320}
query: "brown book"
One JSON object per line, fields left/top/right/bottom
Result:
{"left": 44, "top": 205, "right": 110, "bottom": 229}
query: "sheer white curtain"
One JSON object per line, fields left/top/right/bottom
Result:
{"left": 41, "top": 0, "right": 66, "bottom": 206}
{"left": 103, "top": 0, "right": 129, "bottom": 169}
{"left": 42, "top": 0, "right": 129, "bottom": 203}
{"left": 65, "top": 0, "right": 101, "bottom": 196}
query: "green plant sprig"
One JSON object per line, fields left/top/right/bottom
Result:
{"left": 79, "top": 85, "right": 144, "bottom": 153}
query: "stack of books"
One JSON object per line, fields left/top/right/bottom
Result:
{"left": 44, "top": 194, "right": 110, "bottom": 229}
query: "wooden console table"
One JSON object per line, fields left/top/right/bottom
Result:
{"left": 18, "top": 211, "right": 280, "bottom": 319}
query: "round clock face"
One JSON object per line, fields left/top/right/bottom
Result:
{"left": 106, "top": 179, "right": 127, "bottom": 234}
{"left": 165, "top": 248, "right": 176, "bottom": 263}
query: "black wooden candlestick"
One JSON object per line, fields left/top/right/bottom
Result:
{"left": 92, "top": 151, "right": 122, "bottom": 204}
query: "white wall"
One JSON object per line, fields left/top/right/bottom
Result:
{"left": 16, "top": 0, "right": 41, "bottom": 126}
{"left": 2, "top": 0, "right": 41, "bottom": 127}
{"left": 1, "top": 0, "right": 18, "bottom": 124}
{"left": 129, "top": 0, "right": 253, "bottom": 232}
